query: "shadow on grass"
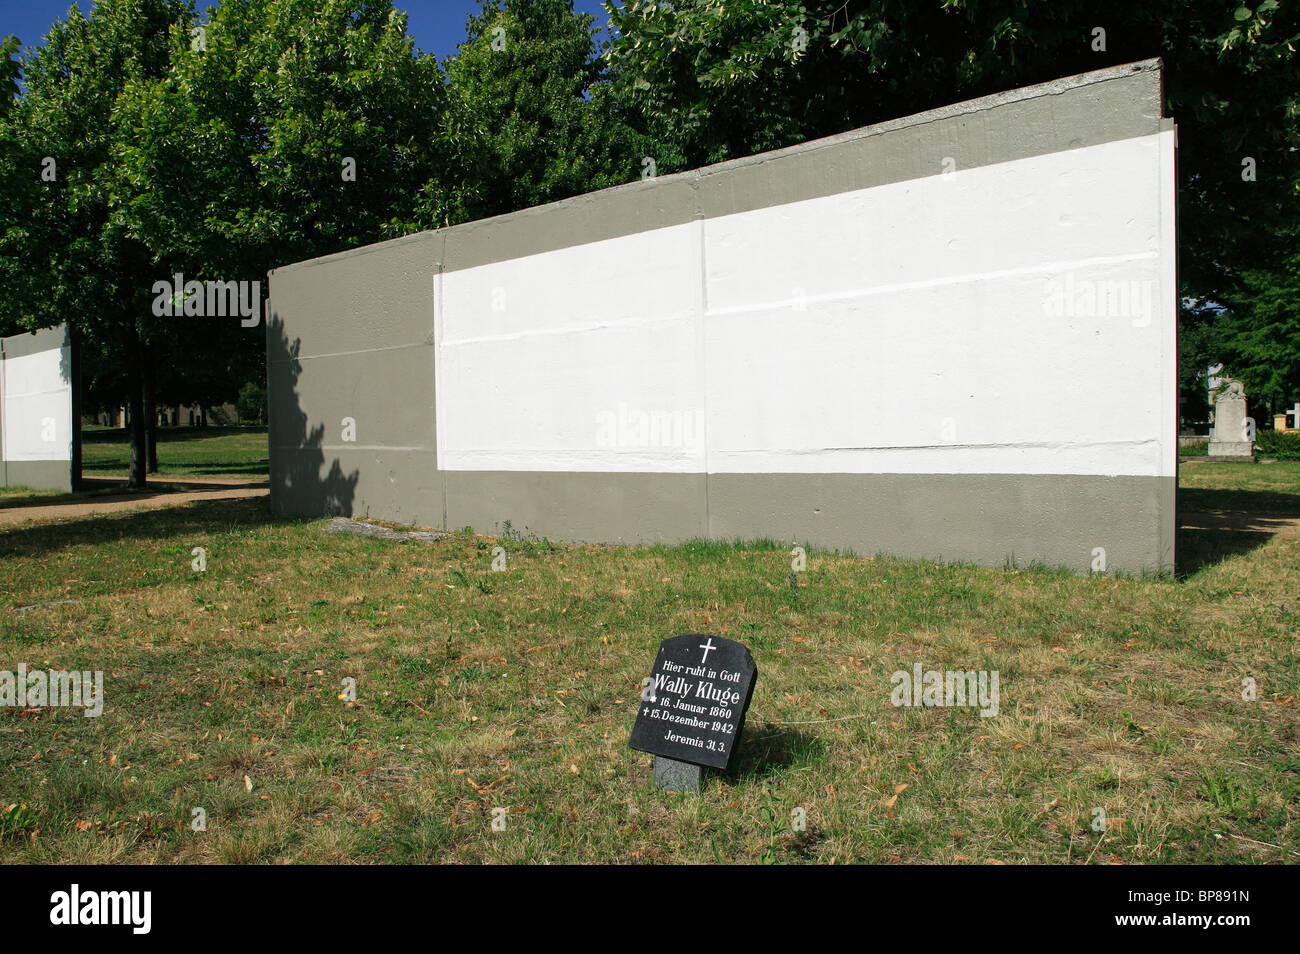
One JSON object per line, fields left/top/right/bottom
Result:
{"left": 1177, "top": 523, "right": 1287, "bottom": 578}
{"left": 1177, "top": 485, "right": 1300, "bottom": 576}
{"left": 730, "top": 723, "right": 825, "bottom": 781}
{"left": 0, "top": 497, "right": 283, "bottom": 560}
{"left": 1180, "top": 487, "right": 1300, "bottom": 517}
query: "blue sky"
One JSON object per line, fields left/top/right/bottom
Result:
{"left": 3, "top": 1, "right": 616, "bottom": 62}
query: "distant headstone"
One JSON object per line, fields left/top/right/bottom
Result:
{"left": 630, "top": 634, "right": 758, "bottom": 790}
{"left": 1208, "top": 380, "right": 1254, "bottom": 459}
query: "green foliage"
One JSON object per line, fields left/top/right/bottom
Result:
{"left": 0, "top": 0, "right": 189, "bottom": 344}
{"left": 237, "top": 381, "right": 267, "bottom": 424}
{"left": 114, "top": 0, "right": 446, "bottom": 270}
{"left": 1254, "top": 428, "right": 1300, "bottom": 460}
{"left": 425, "top": 0, "right": 646, "bottom": 226}
{"left": 0, "top": 35, "right": 20, "bottom": 118}
{"left": 1215, "top": 223, "right": 1300, "bottom": 410}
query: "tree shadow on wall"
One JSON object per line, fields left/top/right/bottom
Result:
{"left": 266, "top": 312, "right": 359, "bottom": 518}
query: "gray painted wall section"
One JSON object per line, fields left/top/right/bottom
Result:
{"left": 2, "top": 324, "right": 69, "bottom": 359}
{"left": 267, "top": 237, "right": 444, "bottom": 526}
{"left": 268, "top": 59, "right": 1175, "bottom": 575}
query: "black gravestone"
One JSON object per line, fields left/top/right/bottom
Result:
{"left": 629, "top": 634, "right": 757, "bottom": 772}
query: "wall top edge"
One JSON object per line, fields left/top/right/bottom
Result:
{"left": 269, "top": 58, "right": 1164, "bottom": 279}
{"left": 0, "top": 323, "right": 69, "bottom": 359}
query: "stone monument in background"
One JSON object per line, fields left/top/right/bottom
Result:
{"left": 1209, "top": 380, "right": 1254, "bottom": 460}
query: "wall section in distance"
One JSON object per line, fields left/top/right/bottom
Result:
{"left": 0, "top": 324, "right": 73, "bottom": 492}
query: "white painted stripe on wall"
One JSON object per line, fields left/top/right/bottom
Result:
{"left": 436, "top": 134, "right": 1175, "bottom": 478}
{"left": 1, "top": 346, "right": 72, "bottom": 462}
{"left": 1159, "top": 128, "right": 1179, "bottom": 479}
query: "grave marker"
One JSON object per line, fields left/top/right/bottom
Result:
{"left": 1209, "top": 380, "right": 1254, "bottom": 459}
{"left": 630, "top": 634, "right": 758, "bottom": 791}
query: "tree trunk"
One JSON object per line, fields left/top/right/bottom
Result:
{"left": 127, "top": 328, "right": 147, "bottom": 489}
{"left": 144, "top": 349, "right": 158, "bottom": 473}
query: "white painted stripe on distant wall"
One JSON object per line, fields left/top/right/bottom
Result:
{"left": 436, "top": 133, "right": 1175, "bottom": 478}
{"left": 1159, "top": 128, "right": 1179, "bottom": 480}
{"left": 1, "top": 346, "right": 72, "bottom": 461}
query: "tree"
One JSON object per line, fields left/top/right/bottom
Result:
{"left": 1216, "top": 222, "right": 1300, "bottom": 414}
{"left": 0, "top": 0, "right": 192, "bottom": 488}
{"left": 114, "top": 0, "right": 446, "bottom": 269}
{"left": 108, "top": 0, "right": 448, "bottom": 468}
{"left": 426, "top": 0, "right": 647, "bottom": 226}
{"left": 1, "top": 0, "right": 449, "bottom": 486}
{"left": 237, "top": 380, "right": 267, "bottom": 424}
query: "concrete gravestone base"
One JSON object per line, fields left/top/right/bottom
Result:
{"left": 653, "top": 756, "right": 703, "bottom": 793}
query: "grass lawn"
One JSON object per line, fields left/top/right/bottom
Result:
{"left": 1180, "top": 458, "right": 1300, "bottom": 515}
{"left": 81, "top": 425, "right": 268, "bottom": 479}
{"left": 0, "top": 455, "right": 1296, "bottom": 863}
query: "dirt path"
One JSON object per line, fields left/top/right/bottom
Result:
{"left": 0, "top": 477, "right": 269, "bottom": 527}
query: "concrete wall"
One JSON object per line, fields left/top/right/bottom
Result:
{"left": 0, "top": 324, "right": 74, "bottom": 492}
{"left": 268, "top": 59, "right": 1177, "bottom": 575}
